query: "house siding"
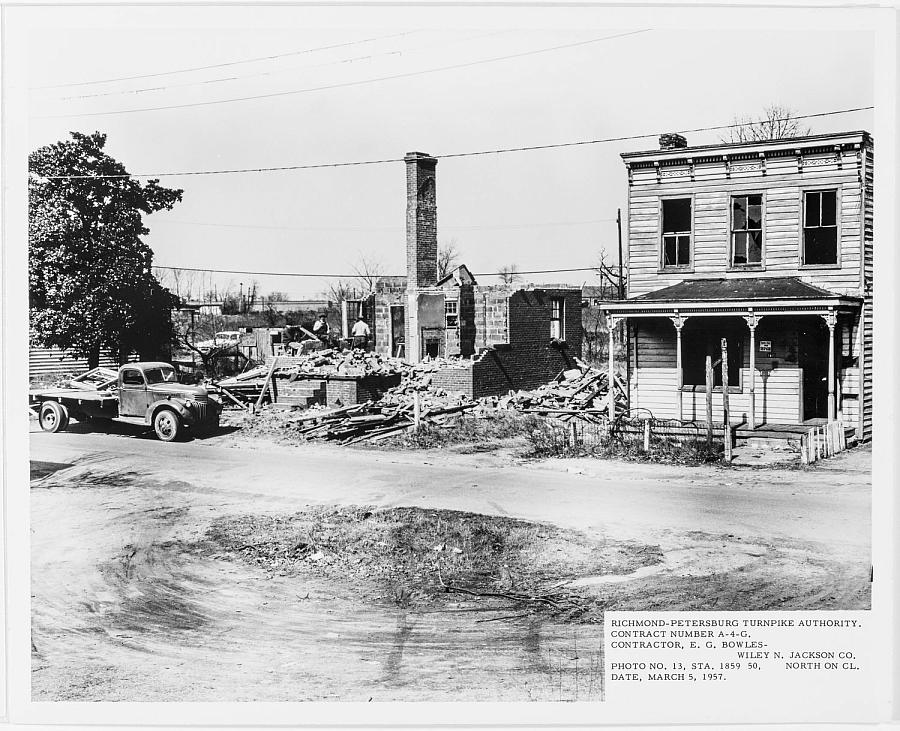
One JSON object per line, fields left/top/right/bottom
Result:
{"left": 620, "top": 133, "right": 871, "bottom": 437}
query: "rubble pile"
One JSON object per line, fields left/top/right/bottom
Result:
{"left": 495, "top": 361, "right": 627, "bottom": 414}
{"left": 280, "top": 398, "right": 478, "bottom": 445}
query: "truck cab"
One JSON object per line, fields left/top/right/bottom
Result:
{"left": 117, "top": 362, "right": 221, "bottom": 439}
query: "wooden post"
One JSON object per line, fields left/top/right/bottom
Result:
{"left": 413, "top": 390, "right": 421, "bottom": 428}
{"left": 671, "top": 315, "right": 685, "bottom": 421}
{"left": 744, "top": 313, "right": 759, "bottom": 430}
{"left": 721, "top": 338, "right": 732, "bottom": 462}
{"left": 254, "top": 355, "right": 279, "bottom": 410}
{"left": 705, "top": 355, "right": 714, "bottom": 447}
{"left": 607, "top": 315, "right": 617, "bottom": 423}
{"left": 570, "top": 420, "right": 578, "bottom": 448}
{"left": 643, "top": 418, "right": 651, "bottom": 452}
{"left": 825, "top": 311, "right": 836, "bottom": 422}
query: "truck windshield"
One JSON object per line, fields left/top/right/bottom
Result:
{"left": 144, "top": 367, "right": 178, "bottom": 384}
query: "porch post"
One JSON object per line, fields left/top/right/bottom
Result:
{"left": 743, "top": 312, "right": 760, "bottom": 429}
{"left": 607, "top": 314, "right": 619, "bottom": 422}
{"left": 670, "top": 313, "right": 686, "bottom": 421}
{"left": 824, "top": 310, "right": 837, "bottom": 422}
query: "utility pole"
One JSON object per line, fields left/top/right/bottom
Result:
{"left": 616, "top": 208, "right": 625, "bottom": 299}
{"left": 239, "top": 282, "right": 244, "bottom": 314}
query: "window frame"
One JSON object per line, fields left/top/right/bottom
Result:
{"left": 121, "top": 368, "right": 146, "bottom": 387}
{"left": 444, "top": 299, "right": 459, "bottom": 329}
{"left": 550, "top": 297, "right": 565, "bottom": 340}
{"left": 680, "top": 328, "right": 745, "bottom": 393}
{"left": 658, "top": 195, "right": 695, "bottom": 273}
{"left": 728, "top": 191, "right": 766, "bottom": 271}
{"left": 799, "top": 186, "right": 842, "bottom": 269}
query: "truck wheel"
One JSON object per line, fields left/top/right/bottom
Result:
{"left": 39, "top": 402, "right": 69, "bottom": 433}
{"left": 153, "top": 408, "right": 181, "bottom": 442}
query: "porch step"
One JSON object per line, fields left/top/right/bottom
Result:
{"left": 738, "top": 436, "right": 801, "bottom": 451}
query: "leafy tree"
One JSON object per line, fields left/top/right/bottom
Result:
{"left": 29, "top": 132, "right": 183, "bottom": 367}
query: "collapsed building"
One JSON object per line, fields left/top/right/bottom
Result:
{"left": 347, "top": 151, "right": 582, "bottom": 400}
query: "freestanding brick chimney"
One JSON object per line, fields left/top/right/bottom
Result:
{"left": 405, "top": 151, "right": 438, "bottom": 288}
{"left": 404, "top": 152, "right": 438, "bottom": 363}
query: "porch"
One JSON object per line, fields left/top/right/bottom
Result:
{"left": 601, "top": 277, "right": 863, "bottom": 439}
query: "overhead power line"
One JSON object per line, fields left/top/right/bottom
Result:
{"left": 154, "top": 264, "right": 599, "bottom": 278}
{"left": 159, "top": 217, "right": 619, "bottom": 233}
{"left": 39, "top": 105, "right": 874, "bottom": 181}
{"left": 33, "top": 32, "right": 414, "bottom": 89}
{"left": 49, "top": 31, "right": 505, "bottom": 102}
{"left": 35, "top": 29, "right": 651, "bottom": 118}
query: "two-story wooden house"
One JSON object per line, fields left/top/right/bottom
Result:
{"left": 602, "top": 131, "right": 873, "bottom": 441}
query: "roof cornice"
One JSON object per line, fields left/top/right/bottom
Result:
{"left": 621, "top": 131, "right": 870, "bottom": 166}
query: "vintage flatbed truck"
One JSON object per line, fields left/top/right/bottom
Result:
{"left": 29, "top": 361, "right": 222, "bottom": 442}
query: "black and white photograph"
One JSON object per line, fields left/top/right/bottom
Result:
{"left": 2, "top": 1, "right": 898, "bottom": 722}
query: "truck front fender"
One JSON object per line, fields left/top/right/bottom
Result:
{"left": 146, "top": 399, "right": 192, "bottom": 427}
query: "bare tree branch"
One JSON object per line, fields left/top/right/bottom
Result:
{"left": 724, "top": 104, "right": 812, "bottom": 144}
{"left": 437, "top": 238, "right": 461, "bottom": 279}
{"left": 497, "top": 264, "right": 521, "bottom": 285}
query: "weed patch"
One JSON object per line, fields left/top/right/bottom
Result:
{"left": 525, "top": 420, "right": 724, "bottom": 466}
{"left": 200, "top": 506, "right": 663, "bottom": 622}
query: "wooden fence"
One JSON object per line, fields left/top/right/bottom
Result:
{"left": 799, "top": 421, "right": 848, "bottom": 464}
{"left": 29, "top": 348, "right": 137, "bottom": 381}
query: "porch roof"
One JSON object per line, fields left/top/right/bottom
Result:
{"left": 603, "top": 277, "right": 861, "bottom": 316}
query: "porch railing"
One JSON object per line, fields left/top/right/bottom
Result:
{"left": 800, "top": 420, "right": 848, "bottom": 464}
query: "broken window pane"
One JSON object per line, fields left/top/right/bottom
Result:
{"left": 733, "top": 197, "right": 747, "bottom": 230}
{"left": 731, "top": 194, "right": 763, "bottom": 266}
{"left": 747, "top": 230, "right": 762, "bottom": 263}
{"left": 747, "top": 196, "right": 762, "bottom": 228}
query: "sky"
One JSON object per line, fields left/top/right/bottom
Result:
{"left": 20, "top": 5, "right": 876, "bottom": 301}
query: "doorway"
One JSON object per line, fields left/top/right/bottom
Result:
{"left": 390, "top": 305, "right": 405, "bottom": 358}
{"left": 798, "top": 318, "right": 829, "bottom": 420}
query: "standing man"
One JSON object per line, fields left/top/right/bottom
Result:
{"left": 312, "top": 313, "right": 330, "bottom": 343}
{"left": 351, "top": 316, "right": 371, "bottom": 351}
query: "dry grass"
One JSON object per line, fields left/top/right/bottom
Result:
{"left": 201, "top": 506, "right": 663, "bottom": 621}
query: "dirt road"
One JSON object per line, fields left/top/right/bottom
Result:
{"left": 29, "top": 426, "right": 871, "bottom": 701}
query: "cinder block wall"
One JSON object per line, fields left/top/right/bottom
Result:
{"left": 373, "top": 277, "right": 407, "bottom": 355}
{"left": 429, "top": 288, "right": 583, "bottom": 399}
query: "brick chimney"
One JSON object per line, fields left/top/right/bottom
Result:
{"left": 405, "top": 152, "right": 438, "bottom": 288}
{"left": 659, "top": 133, "right": 688, "bottom": 150}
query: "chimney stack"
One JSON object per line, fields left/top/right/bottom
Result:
{"left": 405, "top": 152, "right": 438, "bottom": 288}
{"left": 658, "top": 133, "right": 688, "bottom": 150}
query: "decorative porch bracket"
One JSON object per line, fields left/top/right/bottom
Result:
{"left": 822, "top": 309, "right": 837, "bottom": 422}
{"left": 670, "top": 313, "right": 688, "bottom": 421}
{"left": 743, "top": 312, "right": 762, "bottom": 429}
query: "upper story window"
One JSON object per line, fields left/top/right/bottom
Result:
{"left": 444, "top": 299, "right": 458, "bottom": 328}
{"left": 731, "top": 194, "right": 763, "bottom": 267}
{"left": 661, "top": 198, "right": 692, "bottom": 268}
{"left": 803, "top": 190, "right": 838, "bottom": 265}
{"left": 550, "top": 297, "right": 565, "bottom": 339}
